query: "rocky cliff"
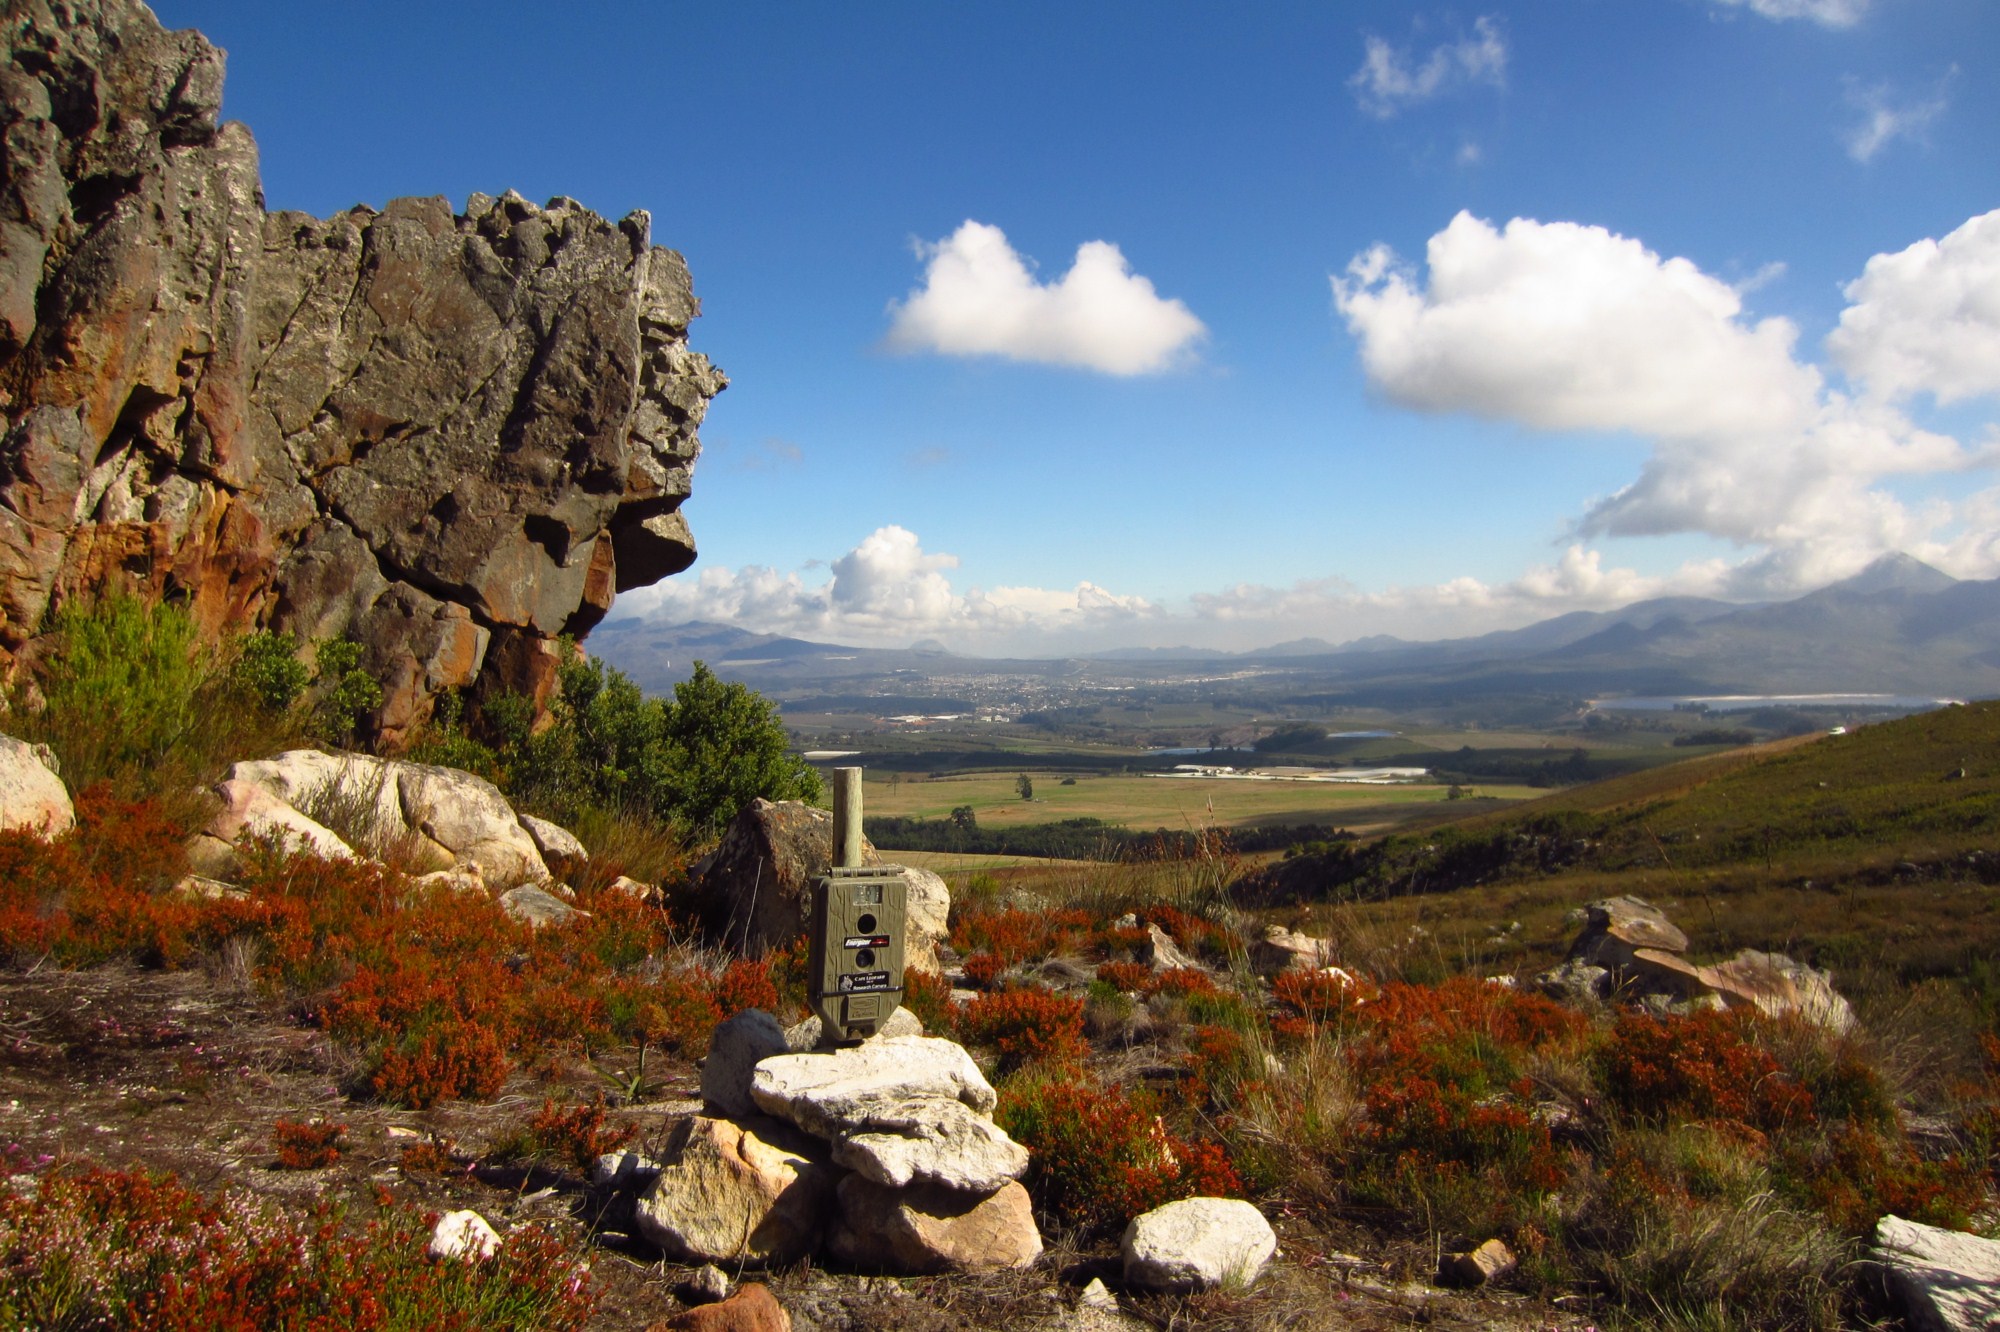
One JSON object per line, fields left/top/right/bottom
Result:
{"left": 0, "top": 0, "right": 722, "bottom": 742}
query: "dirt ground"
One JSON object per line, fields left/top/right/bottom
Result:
{"left": 0, "top": 962, "right": 1603, "bottom": 1331}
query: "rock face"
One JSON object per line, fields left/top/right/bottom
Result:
{"left": 1121, "top": 1197, "right": 1277, "bottom": 1293}
{"left": 1873, "top": 1214, "right": 2000, "bottom": 1332}
{"left": 0, "top": 733, "right": 72, "bottom": 836}
{"left": 0, "top": 0, "right": 721, "bottom": 743}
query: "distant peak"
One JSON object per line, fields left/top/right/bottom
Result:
{"left": 1821, "top": 553, "right": 1957, "bottom": 597}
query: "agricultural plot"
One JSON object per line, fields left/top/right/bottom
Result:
{"left": 861, "top": 770, "right": 1544, "bottom": 832}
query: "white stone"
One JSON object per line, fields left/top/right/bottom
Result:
{"left": 703, "top": 1009, "right": 793, "bottom": 1119}
{"left": 428, "top": 1209, "right": 500, "bottom": 1260}
{"left": 830, "top": 1097, "right": 1031, "bottom": 1193}
{"left": 206, "top": 777, "right": 353, "bottom": 861}
{"left": 749, "top": 1036, "right": 997, "bottom": 1140}
{"left": 0, "top": 735, "right": 72, "bottom": 838}
{"left": 1121, "top": 1197, "right": 1276, "bottom": 1293}
{"left": 1874, "top": 1214, "right": 2000, "bottom": 1332}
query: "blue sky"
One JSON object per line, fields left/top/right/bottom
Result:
{"left": 157, "top": 0, "right": 2000, "bottom": 652}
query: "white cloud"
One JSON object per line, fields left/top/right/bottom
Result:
{"left": 1350, "top": 16, "right": 1507, "bottom": 119}
{"left": 1331, "top": 211, "right": 1988, "bottom": 589}
{"left": 1829, "top": 207, "right": 2000, "bottom": 405}
{"left": 615, "top": 525, "right": 1155, "bottom": 649}
{"left": 1709, "top": 0, "right": 1869, "bottom": 27}
{"left": 1843, "top": 73, "right": 1951, "bottom": 163}
{"left": 884, "top": 221, "right": 1206, "bottom": 376}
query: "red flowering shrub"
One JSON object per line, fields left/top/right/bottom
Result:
{"left": 1094, "top": 960, "right": 1149, "bottom": 991}
{"left": 962, "top": 951, "right": 1008, "bottom": 988}
{"left": 272, "top": 1119, "right": 347, "bottom": 1170}
{"left": 1140, "top": 904, "right": 1239, "bottom": 958}
{"left": 0, "top": 1163, "right": 595, "bottom": 1329}
{"left": 525, "top": 1093, "right": 638, "bottom": 1172}
{"left": 1146, "top": 967, "right": 1219, "bottom": 999}
{"left": 956, "top": 987, "right": 1087, "bottom": 1072}
{"left": 716, "top": 957, "right": 780, "bottom": 1016}
{"left": 900, "top": 965, "right": 956, "bottom": 1032}
{"left": 998, "top": 1076, "right": 1242, "bottom": 1234}
{"left": 370, "top": 1019, "right": 510, "bottom": 1108}
{"left": 1181, "top": 1023, "right": 1249, "bottom": 1104}
{"left": 1789, "top": 1124, "right": 1987, "bottom": 1233}
{"left": 1273, "top": 967, "right": 1373, "bottom": 1024}
{"left": 1600, "top": 1009, "right": 1816, "bottom": 1132}
{"left": 1335, "top": 978, "right": 1586, "bottom": 1209}
{"left": 397, "top": 1136, "right": 460, "bottom": 1175}
{"left": 951, "top": 906, "right": 1093, "bottom": 968}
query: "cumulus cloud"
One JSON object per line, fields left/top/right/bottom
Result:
{"left": 616, "top": 525, "right": 1154, "bottom": 649}
{"left": 1709, "top": 0, "right": 1869, "bottom": 27}
{"left": 884, "top": 221, "right": 1205, "bottom": 376}
{"left": 1332, "top": 210, "right": 1989, "bottom": 590}
{"left": 1829, "top": 207, "right": 2000, "bottom": 405}
{"left": 1843, "top": 73, "right": 1951, "bottom": 163}
{"left": 1350, "top": 16, "right": 1507, "bottom": 119}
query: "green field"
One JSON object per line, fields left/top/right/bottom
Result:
{"left": 860, "top": 770, "right": 1543, "bottom": 833}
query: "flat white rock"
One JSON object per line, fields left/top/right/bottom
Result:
{"left": 1874, "top": 1214, "right": 2000, "bottom": 1332}
{"left": 749, "top": 1035, "right": 996, "bottom": 1140}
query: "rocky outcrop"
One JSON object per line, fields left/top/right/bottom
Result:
{"left": 1537, "top": 896, "right": 1853, "bottom": 1030}
{"left": 0, "top": 0, "right": 721, "bottom": 743}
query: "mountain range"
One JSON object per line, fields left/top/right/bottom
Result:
{"left": 590, "top": 554, "right": 2000, "bottom": 702}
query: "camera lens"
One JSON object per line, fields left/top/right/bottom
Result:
{"left": 855, "top": 949, "right": 876, "bottom": 968}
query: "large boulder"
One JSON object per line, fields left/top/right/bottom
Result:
{"left": 1873, "top": 1214, "right": 2000, "bottom": 1332}
{"left": 633, "top": 1115, "right": 835, "bottom": 1267}
{"left": 0, "top": 734, "right": 71, "bottom": 838}
{"left": 0, "top": 0, "right": 723, "bottom": 741}
{"left": 226, "top": 751, "right": 546, "bottom": 883}
{"left": 827, "top": 1175, "right": 1042, "bottom": 1274}
{"left": 695, "top": 799, "right": 881, "bottom": 955}
{"left": 204, "top": 778, "right": 352, "bottom": 861}
{"left": 749, "top": 1036, "right": 998, "bottom": 1140}
{"left": 695, "top": 800, "right": 949, "bottom": 973}
{"left": 1121, "top": 1197, "right": 1277, "bottom": 1293}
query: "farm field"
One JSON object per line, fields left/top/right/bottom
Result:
{"left": 859, "top": 769, "right": 1545, "bottom": 831}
